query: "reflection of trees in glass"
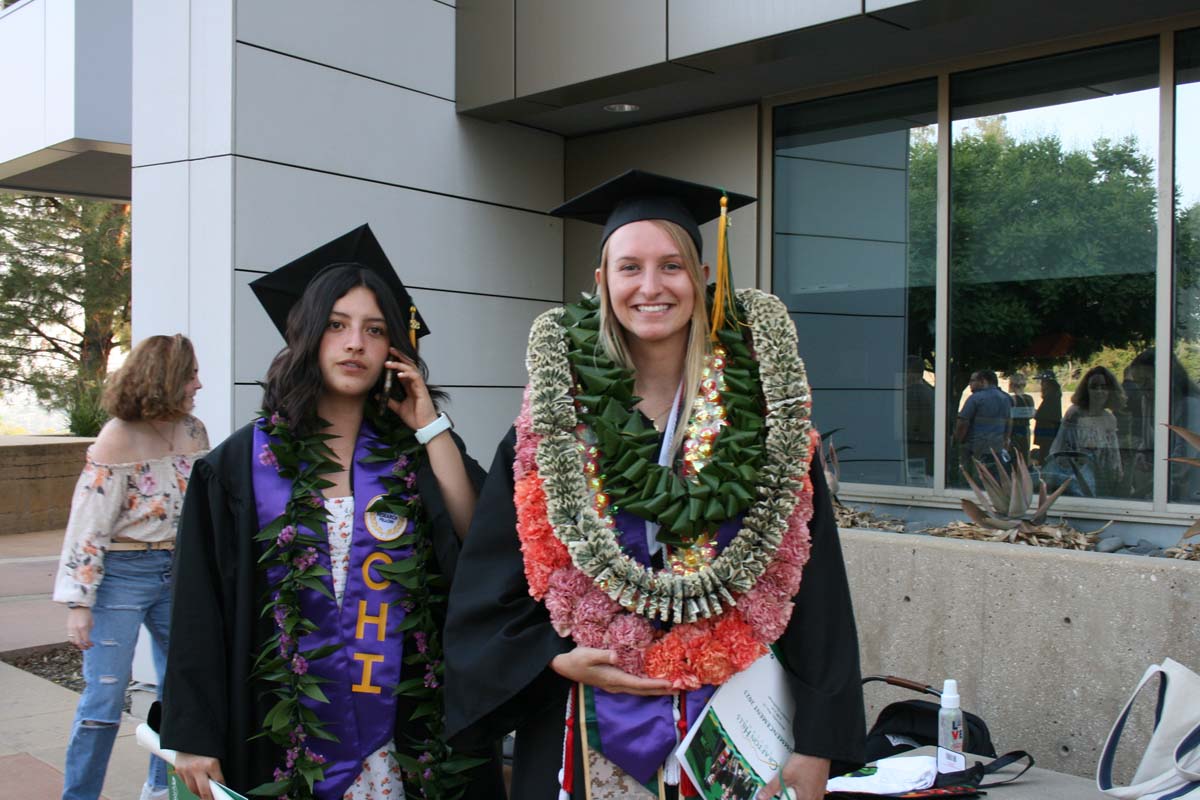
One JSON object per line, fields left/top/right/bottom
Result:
{"left": 907, "top": 118, "right": 1172, "bottom": 426}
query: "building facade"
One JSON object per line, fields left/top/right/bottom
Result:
{"left": 2, "top": 0, "right": 1199, "bottom": 780}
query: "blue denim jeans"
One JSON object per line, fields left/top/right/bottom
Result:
{"left": 62, "top": 550, "right": 172, "bottom": 800}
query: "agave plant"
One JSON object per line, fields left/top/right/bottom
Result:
{"left": 960, "top": 449, "right": 1072, "bottom": 530}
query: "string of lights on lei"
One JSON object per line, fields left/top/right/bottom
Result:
{"left": 514, "top": 289, "right": 819, "bottom": 689}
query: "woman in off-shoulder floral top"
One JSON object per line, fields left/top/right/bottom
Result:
{"left": 52, "top": 334, "right": 208, "bottom": 800}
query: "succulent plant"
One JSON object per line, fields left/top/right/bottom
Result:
{"left": 960, "top": 449, "right": 1072, "bottom": 530}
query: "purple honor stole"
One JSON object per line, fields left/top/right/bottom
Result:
{"left": 584, "top": 512, "right": 744, "bottom": 785}
{"left": 252, "top": 422, "right": 409, "bottom": 800}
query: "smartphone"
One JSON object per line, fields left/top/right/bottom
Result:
{"left": 378, "top": 368, "right": 407, "bottom": 414}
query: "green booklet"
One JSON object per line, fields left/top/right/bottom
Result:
{"left": 167, "top": 767, "right": 248, "bottom": 800}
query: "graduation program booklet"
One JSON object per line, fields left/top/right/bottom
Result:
{"left": 167, "top": 768, "right": 247, "bottom": 800}
{"left": 675, "top": 649, "right": 795, "bottom": 800}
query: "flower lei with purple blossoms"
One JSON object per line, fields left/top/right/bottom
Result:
{"left": 250, "top": 408, "right": 483, "bottom": 800}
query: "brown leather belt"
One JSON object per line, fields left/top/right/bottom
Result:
{"left": 108, "top": 540, "right": 175, "bottom": 551}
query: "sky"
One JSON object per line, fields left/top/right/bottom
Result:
{"left": 953, "top": 84, "right": 1200, "bottom": 208}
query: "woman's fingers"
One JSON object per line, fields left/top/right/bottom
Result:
{"left": 175, "top": 754, "right": 224, "bottom": 800}
{"left": 551, "top": 648, "right": 676, "bottom": 695}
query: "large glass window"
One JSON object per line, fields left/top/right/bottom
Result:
{"left": 773, "top": 80, "right": 938, "bottom": 487}
{"left": 1172, "top": 28, "right": 1200, "bottom": 504}
{"left": 948, "top": 40, "right": 1159, "bottom": 499}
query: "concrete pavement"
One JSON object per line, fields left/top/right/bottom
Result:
{"left": 0, "top": 529, "right": 150, "bottom": 800}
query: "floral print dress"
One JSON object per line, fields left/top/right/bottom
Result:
{"left": 326, "top": 496, "right": 406, "bottom": 800}
{"left": 53, "top": 450, "right": 204, "bottom": 606}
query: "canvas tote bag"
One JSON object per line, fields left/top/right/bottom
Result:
{"left": 1097, "top": 658, "right": 1200, "bottom": 799}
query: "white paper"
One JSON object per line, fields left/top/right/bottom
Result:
{"left": 675, "top": 651, "right": 795, "bottom": 798}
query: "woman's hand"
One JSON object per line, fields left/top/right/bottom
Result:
{"left": 550, "top": 647, "right": 675, "bottom": 696}
{"left": 174, "top": 753, "right": 225, "bottom": 800}
{"left": 66, "top": 607, "right": 93, "bottom": 650}
{"left": 757, "top": 753, "right": 830, "bottom": 800}
{"left": 382, "top": 348, "right": 438, "bottom": 432}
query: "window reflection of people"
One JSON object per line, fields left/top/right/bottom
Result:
{"left": 1008, "top": 372, "right": 1035, "bottom": 462}
{"left": 1126, "top": 349, "right": 1200, "bottom": 503}
{"left": 954, "top": 370, "right": 1013, "bottom": 474}
{"left": 1049, "top": 366, "right": 1124, "bottom": 496}
{"left": 1033, "top": 372, "right": 1062, "bottom": 462}
{"left": 905, "top": 356, "right": 935, "bottom": 481}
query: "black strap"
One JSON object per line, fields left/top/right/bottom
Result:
{"left": 935, "top": 750, "right": 1035, "bottom": 789}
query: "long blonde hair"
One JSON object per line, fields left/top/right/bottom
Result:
{"left": 595, "top": 219, "right": 711, "bottom": 457}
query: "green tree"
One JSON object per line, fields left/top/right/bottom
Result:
{"left": 0, "top": 196, "right": 131, "bottom": 435}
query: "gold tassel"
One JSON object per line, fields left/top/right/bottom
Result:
{"left": 709, "top": 194, "right": 733, "bottom": 340}
{"left": 409, "top": 304, "right": 420, "bottom": 350}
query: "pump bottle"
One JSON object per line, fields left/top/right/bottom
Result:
{"left": 937, "top": 679, "right": 966, "bottom": 773}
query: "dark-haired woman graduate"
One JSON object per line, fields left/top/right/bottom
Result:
{"left": 159, "top": 226, "right": 503, "bottom": 800}
{"left": 444, "top": 172, "right": 865, "bottom": 800}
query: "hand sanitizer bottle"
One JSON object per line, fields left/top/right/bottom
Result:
{"left": 937, "top": 679, "right": 966, "bottom": 773}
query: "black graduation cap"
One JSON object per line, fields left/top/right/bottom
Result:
{"left": 549, "top": 169, "right": 756, "bottom": 253}
{"left": 249, "top": 224, "right": 429, "bottom": 343}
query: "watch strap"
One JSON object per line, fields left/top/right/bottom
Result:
{"left": 415, "top": 412, "right": 452, "bottom": 445}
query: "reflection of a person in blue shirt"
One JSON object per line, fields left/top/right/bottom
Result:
{"left": 954, "top": 370, "right": 1014, "bottom": 473}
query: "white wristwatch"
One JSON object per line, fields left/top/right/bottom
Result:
{"left": 414, "top": 412, "right": 453, "bottom": 445}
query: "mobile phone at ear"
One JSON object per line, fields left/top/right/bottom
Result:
{"left": 378, "top": 369, "right": 407, "bottom": 414}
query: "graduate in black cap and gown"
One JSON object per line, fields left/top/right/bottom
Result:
{"left": 444, "top": 172, "right": 865, "bottom": 799}
{"left": 159, "top": 225, "right": 503, "bottom": 800}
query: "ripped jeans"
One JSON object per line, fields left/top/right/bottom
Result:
{"left": 62, "top": 550, "right": 172, "bottom": 800}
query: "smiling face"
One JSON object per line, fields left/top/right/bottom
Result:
{"left": 318, "top": 285, "right": 390, "bottom": 401}
{"left": 596, "top": 220, "right": 706, "bottom": 353}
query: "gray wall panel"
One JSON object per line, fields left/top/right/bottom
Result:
{"left": 773, "top": 234, "right": 907, "bottom": 315}
{"left": 234, "top": 44, "right": 562, "bottom": 210}
{"left": 442, "top": 387, "right": 524, "bottom": 463}
{"left": 408, "top": 289, "right": 553, "bottom": 388}
{"left": 234, "top": 384, "right": 264, "bottom": 433}
{"left": 791, "top": 312, "right": 905, "bottom": 390}
{"left": 456, "top": 0, "right": 514, "bottom": 109}
{"left": 237, "top": 0, "right": 454, "bottom": 100}
{"left": 776, "top": 129, "right": 910, "bottom": 170}
{"left": 668, "top": 0, "right": 858, "bottom": 60}
{"left": 516, "top": 0, "right": 665, "bottom": 96}
{"left": 564, "top": 106, "right": 759, "bottom": 300}
{"left": 233, "top": 269, "right": 283, "bottom": 386}
{"left": 233, "top": 159, "right": 562, "bottom": 301}
{"left": 774, "top": 156, "right": 907, "bottom": 242}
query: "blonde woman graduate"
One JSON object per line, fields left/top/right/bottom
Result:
{"left": 444, "top": 172, "right": 865, "bottom": 800}
{"left": 159, "top": 226, "right": 503, "bottom": 800}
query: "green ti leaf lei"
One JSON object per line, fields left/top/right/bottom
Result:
{"left": 249, "top": 408, "right": 484, "bottom": 800}
{"left": 562, "top": 291, "right": 767, "bottom": 547}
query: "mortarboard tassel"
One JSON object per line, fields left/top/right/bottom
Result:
{"left": 409, "top": 304, "right": 420, "bottom": 350}
{"left": 709, "top": 194, "right": 739, "bottom": 340}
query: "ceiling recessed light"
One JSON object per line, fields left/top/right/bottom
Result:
{"left": 603, "top": 103, "right": 640, "bottom": 113}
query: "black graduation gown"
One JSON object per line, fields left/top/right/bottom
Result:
{"left": 160, "top": 423, "right": 504, "bottom": 798}
{"left": 444, "top": 428, "right": 866, "bottom": 800}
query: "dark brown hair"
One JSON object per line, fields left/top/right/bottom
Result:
{"left": 260, "top": 264, "right": 443, "bottom": 435}
{"left": 102, "top": 334, "right": 197, "bottom": 421}
{"left": 1071, "top": 365, "right": 1124, "bottom": 412}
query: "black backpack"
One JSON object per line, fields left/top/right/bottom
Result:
{"left": 862, "top": 675, "right": 997, "bottom": 763}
